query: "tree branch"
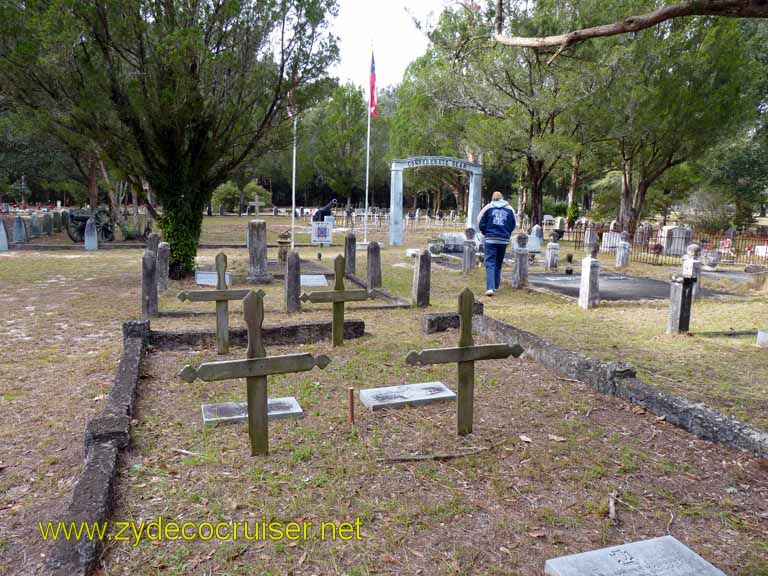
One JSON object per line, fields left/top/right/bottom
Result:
{"left": 493, "top": 0, "right": 768, "bottom": 49}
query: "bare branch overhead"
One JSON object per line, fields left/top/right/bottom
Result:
{"left": 493, "top": 0, "right": 768, "bottom": 49}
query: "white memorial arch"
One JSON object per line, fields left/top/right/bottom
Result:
{"left": 389, "top": 156, "right": 483, "bottom": 246}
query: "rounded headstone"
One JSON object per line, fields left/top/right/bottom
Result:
{"left": 687, "top": 243, "right": 701, "bottom": 258}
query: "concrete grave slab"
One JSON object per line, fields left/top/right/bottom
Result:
{"left": 195, "top": 270, "right": 233, "bottom": 287}
{"left": 544, "top": 535, "right": 725, "bottom": 576}
{"left": 300, "top": 274, "right": 329, "bottom": 287}
{"left": 359, "top": 381, "right": 455, "bottom": 411}
{"left": 201, "top": 396, "right": 303, "bottom": 426}
{"left": 524, "top": 272, "right": 732, "bottom": 301}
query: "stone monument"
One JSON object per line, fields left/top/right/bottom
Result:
{"left": 578, "top": 244, "right": 600, "bottom": 309}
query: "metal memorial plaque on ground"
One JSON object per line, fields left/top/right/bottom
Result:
{"left": 359, "top": 382, "right": 455, "bottom": 411}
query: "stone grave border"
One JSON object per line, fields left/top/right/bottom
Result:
{"left": 49, "top": 316, "right": 366, "bottom": 575}
{"left": 425, "top": 311, "right": 768, "bottom": 459}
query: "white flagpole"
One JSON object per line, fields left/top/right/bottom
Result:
{"left": 364, "top": 100, "right": 371, "bottom": 244}
{"left": 291, "top": 112, "right": 298, "bottom": 250}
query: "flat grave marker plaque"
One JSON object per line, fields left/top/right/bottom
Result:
{"left": 359, "top": 381, "right": 455, "bottom": 411}
{"left": 300, "top": 274, "right": 329, "bottom": 287}
{"left": 544, "top": 536, "right": 725, "bottom": 576}
{"left": 202, "top": 397, "right": 304, "bottom": 425}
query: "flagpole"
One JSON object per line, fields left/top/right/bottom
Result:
{"left": 364, "top": 98, "right": 371, "bottom": 244}
{"left": 290, "top": 112, "right": 298, "bottom": 250}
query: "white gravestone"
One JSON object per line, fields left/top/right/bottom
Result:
{"left": 544, "top": 536, "right": 725, "bottom": 576}
{"left": 756, "top": 329, "right": 768, "bottom": 348}
{"left": 202, "top": 397, "right": 304, "bottom": 426}
{"left": 578, "top": 248, "right": 600, "bottom": 309}
{"left": 0, "top": 219, "right": 8, "bottom": 252}
{"left": 359, "top": 382, "right": 456, "bottom": 411}
{"left": 601, "top": 231, "right": 622, "bottom": 253}
{"left": 84, "top": 217, "right": 98, "bottom": 251}
{"left": 195, "top": 270, "right": 233, "bottom": 287}
{"left": 526, "top": 235, "right": 542, "bottom": 254}
{"left": 300, "top": 274, "right": 329, "bottom": 287}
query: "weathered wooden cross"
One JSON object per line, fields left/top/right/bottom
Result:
{"left": 300, "top": 254, "right": 373, "bottom": 346}
{"left": 177, "top": 252, "right": 249, "bottom": 354}
{"left": 405, "top": 288, "right": 524, "bottom": 436}
{"left": 178, "top": 290, "right": 331, "bottom": 455}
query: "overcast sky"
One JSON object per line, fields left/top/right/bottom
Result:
{"left": 328, "top": 0, "right": 452, "bottom": 90}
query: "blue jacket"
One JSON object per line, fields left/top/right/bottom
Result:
{"left": 478, "top": 200, "right": 516, "bottom": 244}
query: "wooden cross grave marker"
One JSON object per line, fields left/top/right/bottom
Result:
{"left": 405, "top": 288, "right": 524, "bottom": 436}
{"left": 177, "top": 252, "right": 249, "bottom": 354}
{"left": 300, "top": 254, "right": 373, "bottom": 346}
{"left": 178, "top": 290, "right": 331, "bottom": 455}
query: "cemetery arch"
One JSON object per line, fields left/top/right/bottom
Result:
{"left": 389, "top": 156, "right": 483, "bottom": 246}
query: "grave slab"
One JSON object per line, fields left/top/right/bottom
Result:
{"left": 195, "top": 270, "right": 233, "bottom": 287}
{"left": 300, "top": 274, "right": 329, "bottom": 287}
{"left": 524, "top": 272, "right": 731, "bottom": 301}
{"left": 359, "top": 381, "right": 455, "bottom": 411}
{"left": 544, "top": 535, "right": 725, "bottom": 576}
{"left": 201, "top": 397, "right": 303, "bottom": 425}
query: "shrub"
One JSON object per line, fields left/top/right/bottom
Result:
{"left": 566, "top": 201, "right": 580, "bottom": 223}
{"left": 211, "top": 181, "right": 241, "bottom": 212}
{"left": 243, "top": 181, "right": 271, "bottom": 208}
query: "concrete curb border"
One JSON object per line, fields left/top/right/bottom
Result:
{"left": 48, "top": 321, "right": 149, "bottom": 576}
{"left": 150, "top": 319, "right": 365, "bottom": 350}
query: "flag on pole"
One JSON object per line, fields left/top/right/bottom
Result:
{"left": 369, "top": 52, "right": 378, "bottom": 118}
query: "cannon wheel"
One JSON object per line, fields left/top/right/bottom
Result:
{"left": 65, "top": 213, "right": 85, "bottom": 242}
{"left": 94, "top": 208, "right": 115, "bottom": 242}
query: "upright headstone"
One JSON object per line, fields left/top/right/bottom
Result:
{"left": 584, "top": 224, "right": 597, "bottom": 252}
{"left": 609, "top": 219, "right": 619, "bottom": 232}
{"left": 29, "top": 214, "right": 41, "bottom": 238}
{"left": 84, "top": 217, "right": 98, "bottom": 251}
{"left": 510, "top": 233, "right": 529, "bottom": 288}
{"left": 146, "top": 232, "right": 160, "bottom": 254}
{"left": 285, "top": 251, "right": 301, "bottom": 313}
{"left": 531, "top": 224, "right": 543, "bottom": 239}
{"left": 0, "top": 219, "right": 8, "bottom": 252}
{"left": 578, "top": 244, "right": 600, "bottom": 309}
{"left": 277, "top": 231, "right": 290, "bottom": 264}
{"left": 682, "top": 243, "right": 702, "bottom": 299}
{"left": 156, "top": 242, "right": 170, "bottom": 291}
{"left": 141, "top": 249, "right": 159, "bottom": 319}
{"left": 462, "top": 239, "right": 476, "bottom": 275}
{"left": 12, "top": 216, "right": 26, "bottom": 244}
{"left": 43, "top": 213, "right": 53, "bottom": 236}
{"left": 545, "top": 232, "right": 559, "bottom": 271}
{"left": 247, "top": 220, "right": 272, "bottom": 283}
{"left": 219, "top": 204, "right": 225, "bottom": 216}
{"left": 667, "top": 273, "right": 696, "bottom": 334}
{"left": 553, "top": 216, "right": 566, "bottom": 232}
{"left": 344, "top": 232, "right": 356, "bottom": 276}
{"left": 412, "top": 250, "right": 431, "bottom": 308}
{"left": 757, "top": 330, "right": 768, "bottom": 348}
{"left": 52, "top": 211, "right": 62, "bottom": 233}
{"left": 615, "top": 231, "right": 631, "bottom": 269}
{"left": 367, "top": 241, "right": 382, "bottom": 289}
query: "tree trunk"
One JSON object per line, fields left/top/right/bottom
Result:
{"left": 87, "top": 159, "right": 99, "bottom": 209}
{"left": 627, "top": 179, "right": 648, "bottom": 235}
{"left": 434, "top": 190, "right": 441, "bottom": 214}
{"left": 158, "top": 189, "right": 206, "bottom": 279}
{"left": 619, "top": 159, "right": 634, "bottom": 229}
{"left": 98, "top": 160, "right": 122, "bottom": 224}
{"left": 527, "top": 157, "right": 545, "bottom": 227}
{"left": 567, "top": 154, "right": 581, "bottom": 207}
{"left": 132, "top": 185, "right": 139, "bottom": 227}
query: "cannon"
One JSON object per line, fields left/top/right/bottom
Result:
{"left": 64, "top": 207, "right": 115, "bottom": 243}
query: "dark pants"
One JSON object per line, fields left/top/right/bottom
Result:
{"left": 483, "top": 242, "right": 507, "bottom": 290}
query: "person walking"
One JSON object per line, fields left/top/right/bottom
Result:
{"left": 477, "top": 191, "right": 517, "bottom": 296}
